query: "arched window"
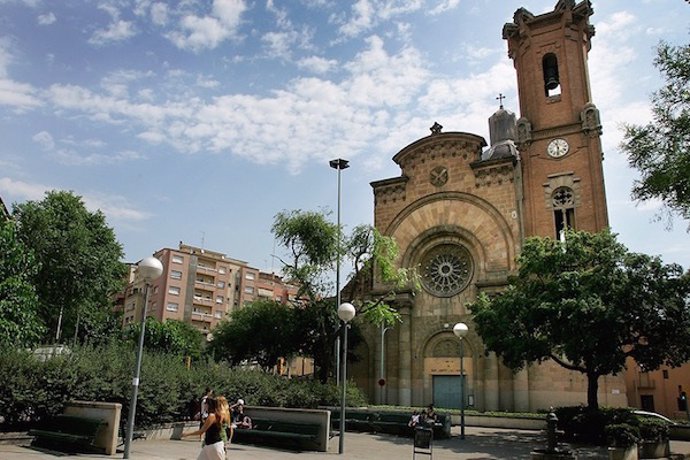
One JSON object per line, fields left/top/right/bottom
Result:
{"left": 552, "top": 186, "right": 575, "bottom": 239}
{"left": 542, "top": 53, "right": 561, "bottom": 97}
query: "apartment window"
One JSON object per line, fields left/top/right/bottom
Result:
{"left": 217, "top": 281, "right": 225, "bottom": 289}
{"left": 218, "top": 267, "right": 227, "bottom": 274}
{"left": 168, "top": 286, "right": 181, "bottom": 296}
{"left": 216, "top": 295, "right": 224, "bottom": 304}
{"left": 153, "top": 285, "right": 159, "bottom": 294}
{"left": 245, "top": 272, "right": 256, "bottom": 280}
{"left": 150, "top": 302, "right": 157, "bottom": 310}
{"left": 214, "top": 311, "right": 223, "bottom": 319}
{"left": 167, "top": 302, "right": 179, "bottom": 312}
{"left": 172, "top": 255, "right": 184, "bottom": 264}
{"left": 244, "top": 286, "right": 254, "bottom": 294}
{"left": 171, "top": 270, "right": 183, "bottom": 280}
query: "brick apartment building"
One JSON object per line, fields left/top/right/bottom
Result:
{"left": 120, "top": 242, "right": 299, "bottom": 337}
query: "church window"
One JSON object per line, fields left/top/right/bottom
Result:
{"left": 552, "top": 187, "right": 575, "bottom": 239}
{"left": 542, "top": 53, "right": 561, "bottom": 97}
{"left": 421, "top": 244, "right": 473, "bottom": 297}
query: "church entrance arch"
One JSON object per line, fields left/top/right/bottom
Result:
{"left": 421, "top": 330, "right": 474, "bottom": 408}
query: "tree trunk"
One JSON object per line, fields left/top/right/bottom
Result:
{"left": 587, "top": 372, "right": 599, "bottom": 409}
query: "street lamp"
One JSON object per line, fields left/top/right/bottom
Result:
{"left": 123, "top": 256, "right": 163, "bottom": 459}
{"left": 453, "top": 322, "right": 469, "bottom": 440}
{"left": 338, "top": 302, "right": 356, "bottom": 455}
{"left": 330, "top": 158, "right": 349, "bottom": 385}
{"left": 379, "top": 324, "right": 391, "bottom": 404}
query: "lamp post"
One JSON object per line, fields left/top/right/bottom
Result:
{"left": 123, "top": 256, "right": 163, "bottom": 459}
{"left": 379, "top": 324, "right": 391, "bottom": 404}
{"left": 338, "top": 302, "right": 356, "bottom": 455}
{"left": 453, "top": 322, "right": 469, "bottom": 440}
{"left": 330, "top": 158, "right": 349, "bottom": 385}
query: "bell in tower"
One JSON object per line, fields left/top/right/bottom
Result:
{"left": 542, "top": 53, "right": 560, "bottom": 95}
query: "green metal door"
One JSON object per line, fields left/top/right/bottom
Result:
{"left": 433, "top": 375, "right": 462, "bottom": 409}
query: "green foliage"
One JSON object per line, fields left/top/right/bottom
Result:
{"left": 621, "top": 41, "right": 690, "bottom": 226}
{"left": 638, "top": 418, "right": 670, "bottom": 441}
{"left": 469, "top": 229, "right": 690, "bottom": 409}
{"left": 0, "top": 342, "right": 366, "bottom": 430}
{"left": 556, "top": 406, "right": 636, "bottom": 445}
{"left": 605, "top": 424, "right": 640, "bottom": 448}
{"left": 12, "top": 191, "right": 127, "bottom": 343}
{"left": 271, "top": 210, "right": 415, "bottom": 382}
{"left": 208, "top": 300, "right": 301, "bottom": 368}
{"left": 272, "top": 209, "right": 338, "bottom": 300}
{"left": 0, "top": 219, "right": 44, "bottom": 348}
{"left": 124, "top": 318, "right": 203, "bottom": 359}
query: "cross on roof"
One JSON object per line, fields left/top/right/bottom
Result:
{"left": 496, "top": 93, "right": 506, "bottom": 109}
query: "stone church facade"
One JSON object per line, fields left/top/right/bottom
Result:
{"left": 350, "top": 0, "right": 628, "bottom": 412}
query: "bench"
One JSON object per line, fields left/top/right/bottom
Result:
{"left": 331, "top": 410, "right": 374, "bottom": 432}
{"left": 331, "top": 410, "right": 451, "bottom": 439}
{"left": 232, "top": 418, "right": 320, "bottom": 450}
{"left": 29, "top": 414, "right": 107, "bottom": 452}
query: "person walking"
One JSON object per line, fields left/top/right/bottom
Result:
{"left": 182, "top": 396, "right": 230, "bottom": 460}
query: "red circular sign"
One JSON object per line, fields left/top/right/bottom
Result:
{"left": 378, "top": 378, "right": 386, "bottom": 387}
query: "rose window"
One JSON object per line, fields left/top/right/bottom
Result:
{"left": 421, "top": 244, "right": 473, "bottom": 297}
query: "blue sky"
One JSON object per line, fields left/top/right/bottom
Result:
{"left": 0, "top": 0, "right": 688, "bottom": 274}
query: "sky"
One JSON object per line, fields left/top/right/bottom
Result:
{"left": 0, "top": 0, "right": 689, "bottom": 275}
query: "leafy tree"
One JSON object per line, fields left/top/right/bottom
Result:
{"left": 271, "top": 209, "right": 415, "bottom": 382}
{"left": 0, "top": 219, "right": 44, "bottom": 348}
{"left": 12, "top": 191, "right": 126, "bottom": 343}
{"left": 468, "top": 229, "right": 690, "bottom": 409}
{"left": 621, "top": 41, "right": 690, "bottom": 227}
{"left": 124, "top": 318, "right": 204, "bottom": 359}
{"left": 208, "top": 300, "right": 300, "bottom": 369}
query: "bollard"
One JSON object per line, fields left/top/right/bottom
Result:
{"left": 546, "top": 410, "right": 558, "bottom": 453}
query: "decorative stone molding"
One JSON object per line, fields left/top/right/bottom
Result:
{"left": 581, "top": 102, "right": 602, "bottom": 136}
{"left": 473, "top": 163, "right": 515, "bottom": 188}
{"left": 516, "top": 117, "right": 532, "bottom": 146}
{"left": 542, "top": 172, "right": 582, "bottom": 210}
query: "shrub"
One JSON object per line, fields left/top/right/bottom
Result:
{"left": 605, "top": 423, "right": 640, "bottom": 447}
{"left": 638, "top": 418, "right": 669, "bottom": 442}
{"left": 555, "top": 406, "right": 637, "bottom": 445}
{"left": 0, "top": 342, "right": 366, "bottom": 431}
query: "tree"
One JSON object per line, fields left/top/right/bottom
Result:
{"left": 124, "top": 318, "right": 204, "bottom": 359}
{"left": 271, "top": 209, "right": 414, "bottom": 382}
{"left": 12, "top": 191, "right": 126, "bottom": 343}
{"left": 208, "top": 300, "right": 301, "bottom": 369}
{"left": 468, "top": 229, "right": 690, "bottom": 409}
{"left": 621, "top": 41, "right": 690, "bottom": 227}
{"left": 0, "top": 219, "right": 44, "bottom": 348}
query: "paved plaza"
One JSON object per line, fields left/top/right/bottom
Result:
{"left": 2, "top": 426, "right": 690, "bottom": 460}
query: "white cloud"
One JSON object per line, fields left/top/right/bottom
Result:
{"left": 297, "top": 56, "right": 338, "bottom": 74}
{"left": 0, "top": 177, "right": 47, "bottom": 201}
{"left": 150, "top": 2, "right": 169, "bottom": 26}
{"left": 0, "top": 177, "right": 149, "bottom": 222}
{"left": 37, "top": 12, "right": 56, "bottom": 25}
{"left": 53, "top": 149, "right": 146, "bottom": 166}
{"left": 167, "top": 0, "right": 247, "bottom": 52}
{"left": 0, "top": 38, "right": 38, "bottom": 109}
{"left": 338, "top": 0, "right": 423, "bottom": 38}
{"left": 428, "top": 0, "right": 460, "bottom": 16}
{"left": 32, "top": 131, "right": 55, "bottom": 150}
{"left": 89, "top": 20, "right": 137, "bottom": 45}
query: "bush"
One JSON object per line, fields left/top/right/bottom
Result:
{"left": 605, "top": 423, "right": 640, "bottom": 447}
{"left": 638, "top": 418, "right": 670, "bottom": 442}
{"left": 555, "top": 406, "right": 637, "bottom": 445}
{"left": 0, "top": 342, "right": 366, "bottom": 430}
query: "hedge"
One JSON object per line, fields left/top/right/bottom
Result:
{"left": 0, "top": 341, "right": 366, "bottom": 430}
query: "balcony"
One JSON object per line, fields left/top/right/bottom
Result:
{"left": 197, "top": 265, "right": 217, "bottom": 274}
{"left": 194, "top": 279, "right": 216, "bottom": 288}
{"left": 193, "top": 296, "right": 213, "bottom": 305}
{"left": 191, "top": 311, "right": 213, "bottom": 322}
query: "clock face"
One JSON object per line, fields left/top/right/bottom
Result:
{"left": 547, "top": 138, "right": 569, "bottom": 158}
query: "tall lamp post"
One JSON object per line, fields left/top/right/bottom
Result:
{"left": 338, "top": 302, "right": 356, "bottom": 455}
{"left": 379, "top": 324, "right": 391, "bottom": 404}
{"left": 123, "top": 256, "right": 163, "bottom": 459}
{"left": 453, "top": 322, "right": 469, "bottom": 440}
{"left": 330, "top": 158, "right": 349, "bottom": 385}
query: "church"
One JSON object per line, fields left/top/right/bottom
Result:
{"left": 350, "top": 0, "right": 629, "bottom": 412}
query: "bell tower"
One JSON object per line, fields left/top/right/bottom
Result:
{"left": 503, "top": 0, "right": 608, "bottom": 239}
